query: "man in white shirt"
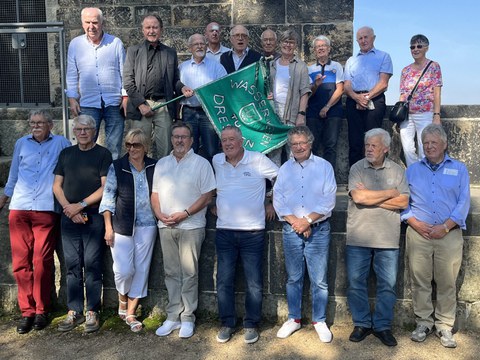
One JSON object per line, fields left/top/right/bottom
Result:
{"left": 151, "top": 122, "right": 216, "bottom": 339}
{"left": 213, "top": 125, "right": 278, "bottom": 344}
{"left": 179, "top": 34, "right": 227, "bottom": 163}
{"left": 273, "top": 126, "right": 337, "bottom": 342}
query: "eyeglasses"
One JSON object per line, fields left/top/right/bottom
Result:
{"left": 232, "top": 33, "right": 248, "bottom": 40}
{"left": 29, "top": 121, "right": 48, "bottom": 127}
{"left": 282, "top": 40, "right": 296, "bottom": 46}
{"left": 289, "top": 141, "right": 310, "bottom": 147}
{"left": 190, "top": 42, "right": 206, "bottom": 47}
{"left": 410, "top": 44, "right": 426, "bottom": 50}
{"left": 315, "top": 45, "right": 328, "bottom": 50}
{"left": 73, "top": 127, "right": 94, "bottom": 133}
{"left": 125, "top": 142, "right": 143, "bottom": 149}
{"left": 172, "top": 135, "right": 190, "bottom": 140}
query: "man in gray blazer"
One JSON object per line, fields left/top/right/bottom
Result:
{"left": 124, "top": 14, "right": 190, "bottom": 159}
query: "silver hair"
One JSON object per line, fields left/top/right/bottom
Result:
{"left": 29, "top": 109, "right": 53, "bottom": 124}
{"left": 287, "top": 126, "right": 314, "bottom": 144}
{"left": 221, "top": 124, "right": 243, "bottom": 138}
{"left": 364, "top": 128, "right": 391, "bottom": 148}
{"left": 312, "top": 35, "right": 331, "bottom": 47}
{"left": 410, "top": 34, "right": 429, "bottom": 46}
{"left": 279, "top": 29, "right": 299, "bottom": 44}
{"left": 421, "top": 123, "right": 447, "bottom": 144}
{"left": 74, "top": 114, "right": 96, "bottom": 129}
{"left": 261, "top": 29, "right": 277, "bottom": 40}
{"left": 81, "top": 7, "right": 104, "bottom": 24}
{"left": 230, "top": 25, "right": 249, "bottom": 37}
{"left": 188, "top": 34, "right": 207, "bottom": 46}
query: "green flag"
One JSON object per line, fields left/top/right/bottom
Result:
{"left": 195, "top": 61, "right": 291, "bottom": 154}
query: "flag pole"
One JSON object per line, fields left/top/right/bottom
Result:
{"left": 150, "top": 94, "right": 185, "bottom": 111}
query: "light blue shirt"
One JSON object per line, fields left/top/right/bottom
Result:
{"left": 66, "top": 32, "right": 126, "bottom": 108}
{"left": 99, "top": 163, "right": 157, "bottom": 227}
{"left": 4, "top": 133, "right": 71, "bottom": 211}
{"left": 344, "top": 47, "right": 393, "bottom": 91}
{"left": 205, "top": 44, "right": 230, "bottom": 62}
{"left": 179, "top": 56, "right": 227, "bottom": 107}
{"left": 401, "top": 154, "right": 470, "bottom": 229}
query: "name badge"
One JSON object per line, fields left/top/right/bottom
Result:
{"left": 443, "top": 168, "right": 458, "bottom": 176}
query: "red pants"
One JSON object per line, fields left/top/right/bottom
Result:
{"left": 9, "top": 210, "right": 59, "bottom": 316}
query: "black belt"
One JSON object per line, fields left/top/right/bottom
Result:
{"left": 311, "top": 218, "right": 329, "bottom": 228}
{"left": 183, "top": 104, "right": 203, "bottom": 111}
{"left": 354, "top": 90, "right": 369, "bottom": 94}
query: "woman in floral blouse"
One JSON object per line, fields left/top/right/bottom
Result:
{"left": 399, "top": 34, "right": 442, "bottom": 167}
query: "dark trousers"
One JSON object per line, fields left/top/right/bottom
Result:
{"left": 61, "top": 213, "right": 105, "bottom": 313}
{"left": 346, "top": 94, "right": 386, "bottom": 166}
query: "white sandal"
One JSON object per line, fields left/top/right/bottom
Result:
{"left": 118, "top": 300, "right": 127, "bottom": 320}
{"left": 125, "top": 315, "right": 142, "bottom": 333}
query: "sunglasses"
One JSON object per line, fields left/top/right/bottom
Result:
{"left": 125, "top": 142, "right": 143, "bottom": 149}
{"left": 410, "top": 44, "right": 426, "bottom": 50}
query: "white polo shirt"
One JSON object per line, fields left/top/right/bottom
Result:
{"left": 152, "top": 149, "right": 216, "bottom": 230}
{"left": 213, "top": 149, "right": 278, "bottom": 230}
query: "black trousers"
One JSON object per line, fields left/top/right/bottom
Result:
{"left": 346, "top": 94, "right": 386, "bottom": 166}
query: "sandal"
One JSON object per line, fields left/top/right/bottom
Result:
{"left": 125, "top": 314, "right": 142, "bottom": 333}
{"left": 118, "top": 300, "right": 127, "bottom": 320}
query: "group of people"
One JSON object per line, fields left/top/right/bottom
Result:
{"left": 0, "top": 6, "right": 470, "bottom": 351}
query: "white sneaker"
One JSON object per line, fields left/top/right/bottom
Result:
{"left": 277, "top": 319, "right": 301, "bottom": 338}
{"left": 179, "top": 321, "right": 195, "bottom": 338}
{"left": 314, "top": 322, "right": 332, "bottom": 343}
{"left": 155, "top": 320, "right": 181, "bottom": 336}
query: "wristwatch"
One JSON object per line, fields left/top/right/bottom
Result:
{"left": 298, "top": 110, "right": 306, "bottom": 116}
{"left": 304, "top": 215, "right": 313, "bottom": 224}
{"left": 79, "top": 200, "right": 88, "bottom": 208}
{"left": 443, "top": 223, "right": 449, "bottom": 233}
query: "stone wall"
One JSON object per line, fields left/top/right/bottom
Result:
{"left": 1, "top": 188, "right": 479, "bottom": 330}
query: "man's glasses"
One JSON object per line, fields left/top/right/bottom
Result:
{"left": 410, "top": 44, "right": 426, "bottom": 50}
{"left": 232, "top": 33, "right": 248, "bottom": 40}
{"left": 289, "top": 141, "right": 310, "bottom": 147}
{"left": 73, "top": 127, "right": 94, "bottom": 133}
{"left": 29, "top": 121, "right": 48, "bottom": 127}
{"left": 172, "top": 135, "right": 190, "bottom": 140}
{"left": 125, "top": 142, "right": 143, "bottom": 149}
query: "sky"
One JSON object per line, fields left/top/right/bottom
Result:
{"left": 354, "top": 0, "right": 479, "bottom": 105}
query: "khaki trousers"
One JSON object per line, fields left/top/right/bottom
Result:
{"left": 406, "top": 226, "right": 463, "bottom": 331}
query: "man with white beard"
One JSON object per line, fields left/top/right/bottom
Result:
{"left": 179, "top": 33, "right": 227, "bottom": 163}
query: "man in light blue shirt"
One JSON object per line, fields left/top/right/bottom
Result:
{"left": 401, "top": 124, "right": 470, "bottom": 348}
{"left": 179, "top": 34, "right": 227, "bottom": 162}
{"left": 66, "top": 7, "right": 126, "bottom": 159}
{"left": 0, "top": 110, "right": 70, "bottom": 334}
{"left": 344, "top": 26, "right": 393, "bottom": 166}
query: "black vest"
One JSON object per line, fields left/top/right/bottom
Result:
{"left": 112, "top": 154, "right": 156, "bottom": 236}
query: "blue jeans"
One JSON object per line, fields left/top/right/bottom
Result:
{"left": 346, "top": 245, "right": 399, "bottom": 331}
{"left": 306, "top": 116, "right": 341, "bottom": 170}
{"left": 182, "top": 106, "right": 219, "bottom": 162}
{"left": 61, "top": 213, "right": 105, "bottom": 313}
{"left": 283, "top": 221, "right": 330, "bottom": 322}
{"left": 80, "top": 105, "right": 125, "bottom": 160}
{"left": 215, "top": 229, "right": 265, "bottom": 328}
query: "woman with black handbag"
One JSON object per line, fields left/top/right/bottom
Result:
{"left": 398, "top": 34, "right": 442, "bottom": 166}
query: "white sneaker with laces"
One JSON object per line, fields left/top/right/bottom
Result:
{"left": 314, "top": 321, "right": 332, "bottom": 343}
{"left": 155, "top": 320, "right": 181, "bottom": 336}
{"left": 179, "top": 322, "right": 195, "bottom": 338}
{"left": 277, "top": 319, "right": 301, "bottom": 338}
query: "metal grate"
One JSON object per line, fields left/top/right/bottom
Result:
{"left": 0, "top": 0, "right": 52, "bottom": 105}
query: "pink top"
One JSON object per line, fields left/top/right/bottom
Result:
{"left": 399, "top": 60, "right": 442, "bottom": 113}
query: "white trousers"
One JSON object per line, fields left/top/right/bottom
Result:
{"left": 399, "top": 112, "right": 433, "bottom": 167}
{"left": 110, "top": 226, "right": 157, "bottom": 298}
